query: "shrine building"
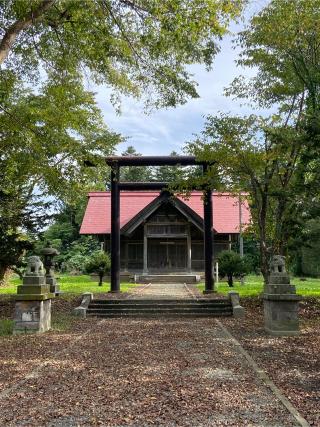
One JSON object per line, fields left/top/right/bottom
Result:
{"left": 80, "top": 190, "right": 250, "bottom": 275}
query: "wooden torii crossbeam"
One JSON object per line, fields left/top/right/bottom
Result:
{"left": 105, "top": 155, "right": 215, "bottom": 293}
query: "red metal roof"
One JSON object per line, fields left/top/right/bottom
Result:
{"left": 80, "top": 191, "right": 251, "bottom": 235}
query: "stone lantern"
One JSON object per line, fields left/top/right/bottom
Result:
{"left": 263, "top": 255, "right": 301, "bottom": 336}
{"left": 41, "top": 242, "right": 60, "bottom": 295}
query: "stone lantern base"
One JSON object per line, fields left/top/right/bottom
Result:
{"left": 46, "top": 275, "right": 60, "bottom": 295}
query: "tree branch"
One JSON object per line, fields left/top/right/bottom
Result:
{"left": 0, "top": 0, "right": 56, "bottom": 65}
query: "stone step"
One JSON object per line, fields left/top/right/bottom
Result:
{"left": 92, "top": 299, "right": 230, "bottom": 305}
{"left": 87, "top": 311, "right": 232, "bottom": 318}
{"left": 138, "top": 275, "right": 200, "bottom": 284}
{"left": 87, "top": 299, "right": 233, "bottom": 316}
{"left": 87, "top": 296, "right": 233, "bottom": 317}
{"left": 89, "top": 303, "right": 231, "bottom": 310}
{"left": 87, "top": 306, "right": 232, "bottom": 313}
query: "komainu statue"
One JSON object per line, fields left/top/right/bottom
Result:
{"left": 26, "top": 256, "right": 44, "bottom": 276}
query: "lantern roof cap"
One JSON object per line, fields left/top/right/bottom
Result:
{"left": 41, "top": 242, "right": 59, "bottom": 256}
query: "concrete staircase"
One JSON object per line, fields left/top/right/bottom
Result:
{"left": 86, "top": 299, "right": 233, "bottom": 318}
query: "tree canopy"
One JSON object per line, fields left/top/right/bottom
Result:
{"left": 1, "top": 0, "right": 243, "bottom": 108}
{"left": 0, "top": 0, "right": 244, "bottom": 279}
{"left": 187, "top": 113, "right": 302, "bottom": 280}
{"left": 187, "top": 0, "right": 320, "bottom": 280}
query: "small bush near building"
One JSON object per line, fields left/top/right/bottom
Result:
{"left": 65, "top": 254, "right": 90, "bottom": 274}
{"left": 218, "top": 250, "right": 249, "bottom": 287}
{"left": 85, "top": 251, "right": 111, "bottom": 286}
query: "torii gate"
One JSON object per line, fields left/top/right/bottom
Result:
{"left": 105, "top": 155, "right": 216, "bottom": 294}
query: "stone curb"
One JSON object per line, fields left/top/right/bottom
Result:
{"left": 73, "top": 292, "right": 93, "bottom": 317}
{"left": 228, "top": 291, "right": 245, "bottom": 318}
{"left": 215, "top": 319, "right": 310, "bottom": 427}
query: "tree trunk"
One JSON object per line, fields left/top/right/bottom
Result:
{"left": 0, "top": 265, "right": 8, "bottom": 286}
{"left": 98, "top": 271, "right": 103, "bottom": 286}
{"left": 227, "top": 274, "right": 233, "bottom": 287}
{"left": 295, "top": 248, "right": 304, "bottom": 276}
{"left": 258, "top": 194, "right": 269, "bottom": 284}
{"left": 274, "top": 196, "right": 288, "bottom": 255}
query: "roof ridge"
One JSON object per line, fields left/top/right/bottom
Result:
{"left": 87, "top": 191, "right": 245, "bottom": 196}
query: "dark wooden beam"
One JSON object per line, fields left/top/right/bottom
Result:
{"left": 119, "top": 182, "right": 169, "bottom": 191}
{"left": 110, "top": 164, "right": 120, "bottom": 292}
{"left": 203, "top": 164, "right": 215, "bottom": 293}
{"left": 105, "top": 155, "right": 208, "bottom": 167}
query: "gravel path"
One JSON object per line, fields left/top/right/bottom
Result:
{"left": 132, "top": 282, "right": 196, "bottom": 299}
{"left": 1, "top": 321, "right": 301, "bottom": 426}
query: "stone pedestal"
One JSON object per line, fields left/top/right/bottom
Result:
{"left": 263, "top": 255, "right": 301, "bottom": 336}
{"left": 46, "top": 274, "right": 60, "bottom": 295}
{"left": 42, "top": 243, "right": 60, "bottom": 295}
{"left": 13, "top": 256, "right": 54, "bottom": 335}
{"left": 14, "top": 299, "right": 52, "bottom": 334}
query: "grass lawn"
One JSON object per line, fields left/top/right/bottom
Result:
{"left": 2, "top": 273, "right": 320, "bottom": 297}
{"left": 0, "top": 274, "right": 140, "bottom": 336}
{"left": 0, "top": 274, "right": 139, "bottom": 296}
{"left": 197, "top": 274, "right": 320, "bottom": 297}
{"left": 0, "top": 319, "right": 13, "bottom": 336}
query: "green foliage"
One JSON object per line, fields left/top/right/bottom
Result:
{"left": 186, "top": 1, "right": 320, "bottom": 279}
{"left": 289, "top": 217, "right": 320, "bottom": 277}
{"left": 0, "top": 77, "right": 118, "bottom": 201}
{"left": 0, "top": 192, "right": 35, "bottom": 282}
{"left": 153, "top": 150, "right": 202, "bottom": 184}
{"left": 0, "top": 0, "right": 243, "bottom": 275}
{"left": 228, "top": 0, "right": 320, "bottom": 202}
{"left": 0, "top": 78, "right": 117, "bottom": 276}
{"left": 85, "top": 251, "right": 111, "bottom": 285}
{"left": 197, "top": 275, "right": 320, "bottom": 297}
{"left": 187, "top": 113, "right": 302, "bottom": 280}
{"left": 234, "top": 236, "right": 260, "bottom": 274}
{"left": 0, "top": 0, "right": 243, "bottom": 108}
{"left": 33, "top": 202, "right": 100, "bottom": 274}
{"left": 229, "top": 0, "right": 320, "bottom": 112}
{"left": 86, "top": 251, "right": 111, "bottom": 274}
{"left": 218, "top": 250, "right": 249, "bottom": 287}
{"left": 0, "top": 319, "right": 13, "bottom": 336}
{"left": 222, "top": 0, "right": 320, "bottom": 278}
{"left": 65, "top": 254, "right": 90, "bottom": 274}
{"left": 119, "top": 147, "right": 204, "bottom": 184}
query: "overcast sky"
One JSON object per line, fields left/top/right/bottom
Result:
{"left": 94, "top": 1, "right": 268, "bottom": 156}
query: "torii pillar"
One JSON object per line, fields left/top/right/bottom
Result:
{"left": 110, "top": 163, "right": 120, "bottom": 292}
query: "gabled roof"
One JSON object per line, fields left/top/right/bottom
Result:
{"left": 80, "top": 191, "right": 250, "bottom": 234}
{"left": 121, "top": 191, "right": 204, "bottom": 236}
{"left": 80, "top": 191, "right": 251, "bottom": 235}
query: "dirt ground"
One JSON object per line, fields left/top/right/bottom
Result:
{"left": 0, "top": 295, "right": 319, "bottom": 426}
{"left": 222, "top": 297, "right": 320, "bottom": 426}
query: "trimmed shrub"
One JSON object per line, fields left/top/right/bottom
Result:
{"left": 218, "top": 250, "right": 249, "bottom": 287}
{"left": 85, "top": 251, "right": 111, "bottom": 286}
